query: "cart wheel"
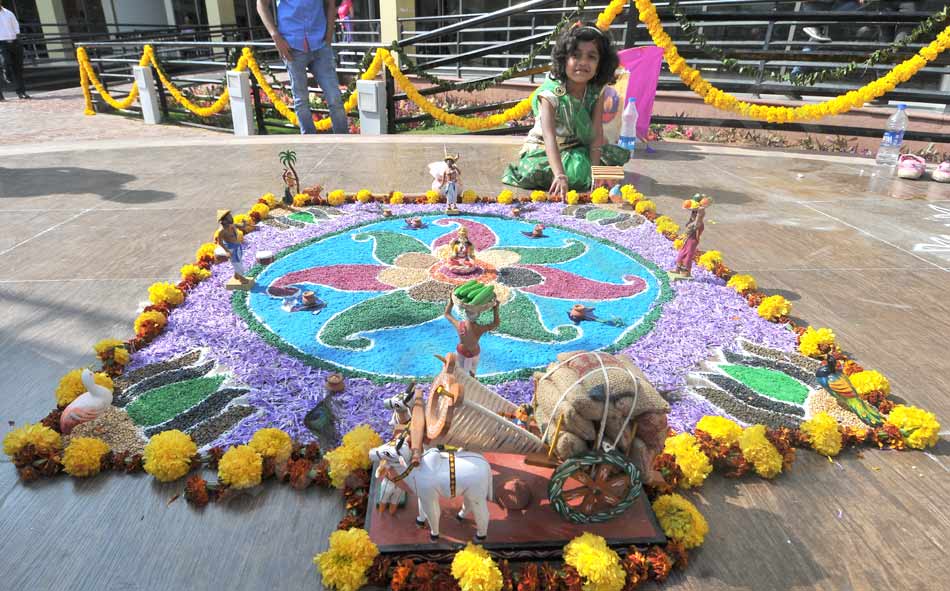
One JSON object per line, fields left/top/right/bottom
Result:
{"left": 548, "top": 451, "right": 642, "bottom": 524}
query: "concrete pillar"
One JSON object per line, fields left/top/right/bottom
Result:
{"left": 133, "top": 65, "right": 163, "bottom": 124}
{"left": 34, "top": 0, "right": 70, "bottom": 58}
{"left": 227, "top": 70, "right": 256, "bottom": 136}
{"left": 163, "top": 0, "right": 177, "bottom": 26}
{"left": 356, "top": 79, "right": 388, "bottom": 135}
{"left": 205, "top": 0, "right": 238, "bottom": 28}
{"left": 379, "top": 0, "right": 414, "bottom": 47}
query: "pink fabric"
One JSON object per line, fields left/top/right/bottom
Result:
{"left": 617, "top": 46, "right": 665, "bottom": 139}
{"left": 338, "top": 0, "right": 353, "bottom": 19}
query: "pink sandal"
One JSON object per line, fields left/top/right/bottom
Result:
{"left": 897, "top": 154, "right": 926, "bottom": 180}
{"left": 932, "top": 161, "right": 950, "bottom": 183}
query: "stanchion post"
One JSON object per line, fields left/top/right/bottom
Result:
{"left": 227, "top": 70, "right": 257, "bottom": 136}
{"left": 133, "top": 65, "right": 163, "bottom": 124}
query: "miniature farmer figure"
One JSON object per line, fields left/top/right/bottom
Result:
{"left": 214, "top": 209, "right": 253, "bottom": 287}
{"left": 282, "top": 170, "right": 298, "bottom": 206}
{"left": 449, "top": 227, "right": 475, "bottom": 265}
{"left": 444, "top": 297, "right": 500, "bottom": 376}
{"left": 673, "top": 194, "right": 712, "bottom": 278}
{"left": 428, "top": 152, "right": 462, "bottom": 212}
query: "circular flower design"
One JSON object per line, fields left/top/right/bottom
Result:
{"left": 242, "top": 215, "right": 666, "bottom": 380}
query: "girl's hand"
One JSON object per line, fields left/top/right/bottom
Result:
{"left": 549, "top": 173, "right": 569, "bottom": 198}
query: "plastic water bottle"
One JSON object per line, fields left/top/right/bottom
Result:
{"left": 618, "top": 97, "right": 638, "bottom": 153}
{"left": 875, "top": 104, "right": 908, "bottom": 165}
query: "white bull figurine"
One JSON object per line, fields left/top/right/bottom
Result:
{"left": 369, "top": 438, "right": 493, "bottom": 541}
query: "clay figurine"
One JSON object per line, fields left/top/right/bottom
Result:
{"left": 282, "top": 290, "right": 325, "bottom": 314}
{"left": 444, "top": 296, "right": 500, "bottom": 376}
{"left": 672, "top": 193, "right": 712, "bottom": 279}
{"left": 215, "top": 210, "right": 253, "bottom": 289}
{"left": 816, "top": 344, "right": 884, "bottom": 427}
{"left": 567, "top": 304, "right": 624, "bottom": 327}
{"left": 279, "top": 149, "right": 300, "bottom": 206}
{"left": 60, "top": 369, "right": 114, "bottom": 434}
{"left": 370, "top": 435, "right": 493, "bottom": 541}
{"left": 521, "top": 223, "right": 547, "bottom": 239}
{"left": 428, "top": 151, "right": 461, "bottom": 213}
{"left": 448, "top": 227, "right": 476, "bottom": 267}
{"left": 405, "top": 217, "right": 426, "bottom": 230}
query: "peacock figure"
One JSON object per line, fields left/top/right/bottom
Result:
{"left": 815, "top": 350, "right": 884, "bottom": 427}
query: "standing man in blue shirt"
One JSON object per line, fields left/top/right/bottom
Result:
{"left": 257, "top": 0, "right": 348, "bottom": 134}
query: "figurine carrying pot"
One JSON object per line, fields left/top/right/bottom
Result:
{"left": 428, "top": 151, "right": 462, "bottom": 212}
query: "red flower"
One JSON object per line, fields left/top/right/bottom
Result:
{"left": 184, "top": 474, "right": 210, "bottom": 507}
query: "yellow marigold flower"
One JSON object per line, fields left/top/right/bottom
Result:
{"left": 886, "top": 405, "right": 940, "bottom": 449}
{"left": 250, "top": 202, "right": 270, "bottom": 219}
{"left": 143, "top": 430, "right": 197, "bottom": 482}
{"left": 327, "top": 190, "right": 347, "bottom": 206}
{"left": 451, "top": 543, "right": 503, "bottom": 591}
{"left": 563, "top": 533, "right": 625, "bottom": 591}
{"left": 259, "top": 192, "right": 278, "bottom": 208}
{"left": 293, "top": 192, "right": 311, "bottom": 207}
{"left": 313, "top": 528, "right": 379, "bottom": 591}
{"left": 195, "top": 242, "right": 217, "bottom": 263}
{"left": 739, "top": 425, "right": 783, "bottom": 478}
{"left": 356, "top": 189, "right": 373, "bottom": 203}
{"left": 849, "top": 370, "right": 890, "bottom": 396}
{"left": 673, "top": 237, "right": 685, "bottom": 250}
{"left": 113, "top": 347, "right": 130, "bottom": 365}
{"left": 134, "top": 310, "right": 167, "bottom": 335}
{"left": 342, "top": 424, "right": 383, "bottom": 454}
{"left": 798, "top": 327, "right": 836, "bottom": 358}
{"left": 425, "top": 189, "right": 441, "bottom": 204}
{"left": 218, "top": 444, "right": 263, "bottom": 489}
{"left": 530, "top": 190, "right": 547, "bottom": 203}
{"left": 652, "top": 493, "right": 709, "bottom": 549}
{"left": 180, "top": 263, "right": 211, "bottom": 282}
{"left": 726, "top": 274, "right": 757, "bottom": 293}
{"left": 801, "top": 412, "right": 842, "bottom": 457}
{"left": 233, "top": 213, "right": 254, "bottom": 229}
{"left": 654, "top": 216, "right": 679, "bottom": 236}
{"left": 93, "top": 338, "right": 123, "bottom": 356}
{"left": 63, "top": 437, "right": 110, "bottom": 477}
{"left": 55, "top": 369, "right": 86, "bottom": 407}
{"left": 566, "top": 190, "right": 580, "bottom": 205}
{"left": 757, "top": 295, "right": 791, "bottom": 321}
{"left": 249, "top": 428, "right": 293, "bottom": 463}
{"left": 663, "top": 433, "right": 712, "bottom": 488}
{"left": 325, "top": 425, "right": 382, "bottom": 488}
{"left": 3, "top": 423, "right": 62, "bottom": 458}
{"left": 619, "top": 184, "right": 639, "bottom": 202}
{"left": 389, "top": 191, "right": 405, "bottom": 205}
{"left": 698, "top": 250, "right": 722, "bottom": 271}
{"left": 635, "top": 199, "right": 656, "bottom": 214}
{"left": 590, "top": 187, "right": 610, "bottom": 204}
{"left": 497, "top": 190, "right": 514, "bottom": 204}
{"left": 462, "top": 189, "right": 478, "bottom": 204}
{"left": 148, "top": 282, "right": 184, "bottom": 306}
{"left": 695, "top": 415, "right": 742, "bottom": 446}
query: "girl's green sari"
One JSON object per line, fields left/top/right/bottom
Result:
{"left": 502, "top": 77, "right": 629, "bottom": 191}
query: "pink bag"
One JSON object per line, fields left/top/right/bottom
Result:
{"left": 617, "top": 46, "right": 664, "bottom": 139}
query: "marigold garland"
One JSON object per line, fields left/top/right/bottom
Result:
{"left": 259, "top": 192, "right": 278, "bottom": 208}
{"left": 425, "top": 190, "right": 441, "bottom": 204}
{"left": 885, "top": 405, "right": 940, "bottom": 449}
{"left": 313, "top": 528, "right": 380, "bottom": 591}
{"left": 739, "top": 425, "right": 783, "bottom": 478}
{"left": 389, "top": 191, "right": 405, "bottom": 204}
{"left": 293, "top": 192, "right": 311, "bottom": 207}
{"left": 662, "top": 433, "right": 712, "bottom": 488}
{"left": 218, "top": 444, "right": 264, "bottom": 489}
{"left": 798, "top": 326, "right": 837, "bottom": 358}
{"left": 727, "top": 273, "right": 757, "bottom": 294}
{"left": 451, "top": 543, "right": 504, "bottom": 591}
{"left": 590, "top": 187, "right": 610, "bottom": 204}
{"left": 635, "top": 0, "right": 950, "bottom": 123}
{"left": 328, "top": 190, "right": 347, "bottom": 207}
{"left": 654, "top": 215, "right": 679, "bottom": 236}
{"left": 563, "top": 533, "right": 626, "bottom": 591}
{"left": 652, "top": 493, "right": 708, "bottom": 549}
{"left": 180, "top": 263, "right": 211, "bottom": 283}
{"left": 3, "top": 423, "right": 62, "bottom": 457}
{"left": 250, "top": 202, "right": 270, "bottom": 220}
{"left": 695, "top": 416, "right": 743, "bottom": 447}
{"left": 757, "top": 294, "right": 791, "bottom": 322}
{"left": 248, "top": 427, "right": 293, "bottom": 463}
{"left": 697, "top": 250, "right": 722, "bottom": 271}
{"left": 530, "top": 190, "right": 548, "bottom": 203}
{"left": 143, "top": 429, "right": 197, "bottom": 482}
{"left": 134, "top": 310, "right": 167, "bottom": 338}
{"left": 195, "top": 242, "right": 218, "bottom": 264}
{"left": 635, "top": 199, "right": 656, "bottom": 215}
{"left": 800, "top": 412, "right": 843, "bottom": 457}
{"left": 566, "top": 189, "right": 580, "bottom": 205}
{"left": 356, "top": 189, "right": 373, "bottom": 204}
{"left": 62, "top": 437, "right": 110, "bottom": 477}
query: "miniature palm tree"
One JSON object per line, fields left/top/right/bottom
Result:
{"left": 279, "top": 149, "right": 299, "bottom": 193}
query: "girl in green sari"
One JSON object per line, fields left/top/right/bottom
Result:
{"left": 502, "top": 21, "right": 629, "bottom": 196}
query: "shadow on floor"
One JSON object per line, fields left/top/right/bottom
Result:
{"left": 624, "top": 171, "right": 755, "bottom": 206}
{"left": 0, "top": 166, "right": 176, "bottom": 204}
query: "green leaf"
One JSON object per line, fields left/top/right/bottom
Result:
{"left": 126, "top": 375, "right": 226, "bottom": 427}
{"left": 353, "top": 231, "right": 429, "bottom": 265}
{"left": 719, "top": 364, "right": 809, "bottom": 405}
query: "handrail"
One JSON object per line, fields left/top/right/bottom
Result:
{"left": 397, "top": 0, "right": 565, "bottom": 47}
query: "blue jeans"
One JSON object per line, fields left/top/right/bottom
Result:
{"left": 285, "top": 45, "right": 348, "bottom": 134}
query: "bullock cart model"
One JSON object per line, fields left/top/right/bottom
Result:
{"left": 399, "top": 351, "right": 649, "bottom": 525}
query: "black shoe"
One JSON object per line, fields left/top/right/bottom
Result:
{"left": 17, "top": 92, "right": 30, "bottom": 99}
{"left": 0, "top": 94, "right": 5, "bottom": 102}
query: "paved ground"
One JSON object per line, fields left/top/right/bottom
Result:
{"left": 0, "top": 131, "right": 948, "bottom": 591}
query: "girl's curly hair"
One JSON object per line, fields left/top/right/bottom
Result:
{"left": 550, "top": 22, "right": 619, "bottom": 88}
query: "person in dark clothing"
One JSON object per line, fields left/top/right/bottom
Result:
{"left": 0, "top": 0, "right": 29, "bottom": 100}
